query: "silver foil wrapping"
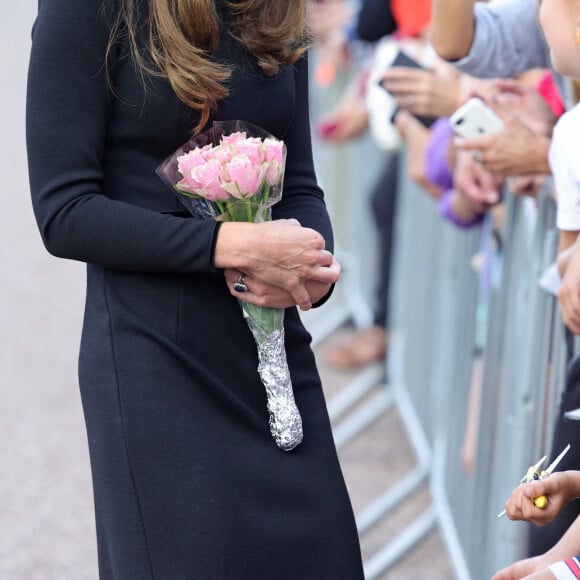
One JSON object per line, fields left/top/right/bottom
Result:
{"left": 244, "top": 312, "right": 303, "bottom": 451}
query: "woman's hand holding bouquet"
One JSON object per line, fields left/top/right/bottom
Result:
{"left": 217, "top": 219, "right": 341, "bottom": 311}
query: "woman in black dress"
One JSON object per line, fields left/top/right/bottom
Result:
{"left": 26, "top": 0, "right": 364, "bottom": 578}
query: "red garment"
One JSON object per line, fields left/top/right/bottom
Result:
{"left": 537, "top": 71, "right": 565, "bottom": 118}
{"left": 391, "top": 0, "right": 431, "bottom": 37}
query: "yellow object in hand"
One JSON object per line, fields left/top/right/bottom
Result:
{"left": 525, "top": 468, "right": 548, "bottom": 510}
{"left": 534, "top": 495, "right": 548, "bottom": 509}
{"left": 497, "top": 444, "right": 570, "bottom": 519}
{"left": 529, "top": 441, "right": 571, "bottom": 510}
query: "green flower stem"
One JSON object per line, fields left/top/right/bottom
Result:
{"left": 241, "top": 302, "right": 284, "bottom": 337}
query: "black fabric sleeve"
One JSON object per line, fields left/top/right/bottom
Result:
{"left": 26, "top": 0, "right": 220, "bottom": 273}
{"left": 272, "top": 53, "right": 335, "bottom": 307}
{"left": 273, "top": 54, "right": 334, "bottom": 255}
{"left": 356, "top": 0, "right": 397, "bottom": 43}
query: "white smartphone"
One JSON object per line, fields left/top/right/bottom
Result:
{"left": 450, "top": 97, "right": 504, "bottom": 138}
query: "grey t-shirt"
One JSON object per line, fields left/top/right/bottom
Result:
{"left": 453, "top": 0, "right": 551, "bottom": 77}
{"left": 451, "top": 0, "right": 571, "bottom": 106}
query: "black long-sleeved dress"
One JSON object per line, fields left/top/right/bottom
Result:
{"left": 26, "top": 1, "right": 364, "bottom": 578}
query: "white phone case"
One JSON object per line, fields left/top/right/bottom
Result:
{"left": 450, "top": 97, "right": 504, "bottom": 138}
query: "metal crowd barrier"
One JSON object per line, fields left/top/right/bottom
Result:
{"left": 305, "top": 62, "right": 568, "bottom": 580}
{"left": 389, "top": 172, "right": 567, "bottom": 579}
{"left": 301, "top": 48, "right": 387, "bottom": 344}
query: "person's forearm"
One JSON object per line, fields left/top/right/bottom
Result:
{"left": 544, "top": 515, "right": 580, "bottom": 564}
{"left": 430, "top": 0, "right": 477, "bottom": 61}
{"left": 564, "top": 471, "right": 580, "bottom": 500}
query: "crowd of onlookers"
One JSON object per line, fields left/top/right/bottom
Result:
{"left": 307, "top": 0, "right": 580, "bottom": 578}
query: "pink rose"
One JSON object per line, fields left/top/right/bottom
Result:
{"left": 178, "top": 158, "right": 227, "bottom": 201}
{"left": 265, "top": 160, "right": 284, "bottom": 186}
{"left": 223, "top": 154, "right": 267, "bottom": 198}
{"left": 221, "top": 131, "right": 247, "bottom": 146}
{"left": 177, "top": 149, "right": 207, "bottom": 186}
{"left": 263, "top": 139, "right": 285, "bottom": 185}
{"left": 263, "top": 139, "right": 284, "bottom": 164}
{"left": 210, "top": 144, "right": 234, "bottom": 164}
{"left": 234, "top": 138, "right": 265, "bottom": 166}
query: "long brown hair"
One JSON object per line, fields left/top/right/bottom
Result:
{"left": 108, "top": 0, "right": 309, "bottom": 132}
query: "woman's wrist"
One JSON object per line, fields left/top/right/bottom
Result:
{"left": 213, "top": 222, "right": 256, "bottom": 270}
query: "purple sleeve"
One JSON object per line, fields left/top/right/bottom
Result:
{"left": 437, "top": 189, "right": 485, "bottom": 229}
{"left": 425, "top": 117, "right": 454, "bottom": 191}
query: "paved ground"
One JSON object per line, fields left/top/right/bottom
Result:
{"left": 316, "top": 328, "right": 454, "bottom": 579}
{"left": 1, "top": 5, "right": 453, "bottom": 578}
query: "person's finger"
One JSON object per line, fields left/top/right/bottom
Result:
{"left": 480, "top": 158, "right": 507, "bottom": 179}
{"left": 505, "top": 486, "right": 525, "bottom": 519}
{"left": 325, "top": 256, "right": 342, "bottom": 279}
{"left": 382, "top": 77, "right": 425, "bottom": 94}
{"left": 566, "top": 295, "right": 580, "bottom": 333}
{"left": 454, "top": 134, "right": 495, "bottom": 151}
{"left": 567, "top": 314, "right": 580, "bottom": 335}
{"left": 490, "top": 560, "right": 539, "bottom": 580}
{"left": 382, "top": 66, "right": 431, "bottom": 82}
{"left": 560, "top": 301, "right": 574, "bottom": 331}
{"left": 381, "top": 77, "right": 433, "bottom": 101}
{"left": 460, "top": 180, "right": 488, "bottom": 203}
{"left": 454, "top": 163, "right": 485, "bottom": 202}
{"left": 473, "top": 166, "right": 502, "bottom": 203}
{"left": 393, "top": 108, "right": 412, "bottom": 133}
{"left": 292, "top": 286, "right": 313, "bottom": 311}
{"left": 310, "top": 255, "right": 341, "bottom": 282}
{"left": 226, "top": 270, "right": 255, "bottom": 297}
{"left": 486, "top": 96, "right": 520, "bottom": 125}
{"left": 288, "top": 257, "right": 340, "bottom": 311}
{"left": 317, "top": 249, "right": 333, "bottom": 266}
{"left": 521, "top": 480, "right": 555, "bottom": 501}
{"left": 393, "top": 93, "right": 422, "bottom": 112}
{"left": 492, "top": 78, "right": 526, "bottom": 97}
{"left": 489, "top": 568, "right": 513, "bottom": 580}
{"left": 519, "top": 491, "right": 542, "bottom": 520}
{"left": 560, "top": 298, "right": 580, "bottom": 334}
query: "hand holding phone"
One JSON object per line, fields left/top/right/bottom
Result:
{"left": 379, "top": 50, "right": 437, "bottom": 128}
{"left": 450, "top": 97, "right": 504, "bottom": 139}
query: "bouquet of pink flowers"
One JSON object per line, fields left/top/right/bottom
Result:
{"left": 157, "top": 121, "right": 302, "bottom": 451}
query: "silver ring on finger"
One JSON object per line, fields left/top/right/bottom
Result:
{"left": 473, "top": 149, "right": 484, "bottom": 164}
{"left": 405, "top": 94, "right": 416, "bottom": 106}
{"left": 233, "top": 273, "right": 248, "bottom": 293}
